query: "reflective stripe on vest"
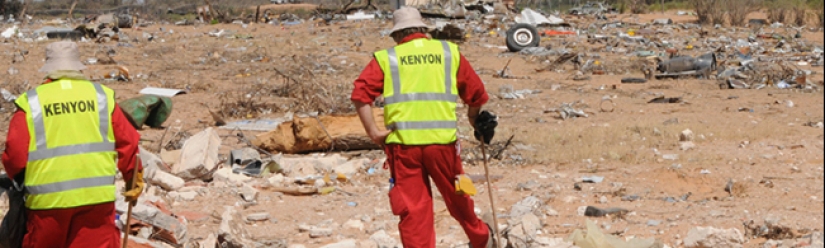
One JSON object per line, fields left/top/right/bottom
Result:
{"left": 383, "top": 40, "right": 458, "bottom": 108}
{"left": 26, "top": 83, "right": 114, "bottom": 163}
{"left": 377, "top": 39, "right": 460, "bottom": 145}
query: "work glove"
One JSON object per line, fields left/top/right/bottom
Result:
{"left": 122, "top": 169, "right": 144, "bottom": 206}
{"left": 473, "top": 110, "right": 497, "bottom": 144}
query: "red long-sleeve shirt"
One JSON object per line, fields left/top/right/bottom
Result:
{"left": 350, "top": 33, "right": 489, "bottom": 106}
{"left": 2, "top": 81, "right": 141, "bottom": 182}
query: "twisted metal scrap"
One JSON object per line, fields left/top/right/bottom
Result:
{"left": 558, "top": 102, "right": 588, "bottom": 120}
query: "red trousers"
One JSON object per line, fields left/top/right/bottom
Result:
{"left": 24, "top": 202, "right": 121, "bottom": 248}
{"left": 385, "top": 142, "right": 489, "bottom": 248}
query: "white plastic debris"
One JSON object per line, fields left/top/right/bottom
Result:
{"left": 515, "top": 8, "right": 565, "bottom": 26}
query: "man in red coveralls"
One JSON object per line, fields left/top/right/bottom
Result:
{"left": 351, "top": 7, "right": 495, "bottom": 248}
{"left": 2, "top": 41, "right": 144, "bottom": 248}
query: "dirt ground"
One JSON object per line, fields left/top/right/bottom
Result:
{"left": 0, "top": 9, "right": 823, "bottom": 247}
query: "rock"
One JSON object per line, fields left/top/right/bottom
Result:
{"left": 218, "top": 206, "right": 253, "bottom": 247}
{"left": 319, "top": 240, "right": 357, "bottom": 248}
{"left": 520, "top": 213, "right": 541, "bottom": 240}
{"left": 288, "top": 245, "right": 307, "bottom": 248}
{"left": 333, "top": 158, "right": 365, "bottom": 180}
{"left": 149, "top": 170, "right": 185, "bottom": 191}
{"left": 239, "top": 185, "right": 259, "bottom": 202}
{"left": 246, "top": 213, "right": 270, "bottom": 221}
{"left": 213, "top": 167, "right": 253, "bottom": 185}
{"left": 175, "top": 128, "right": 222, "bottom": 180}
{"left": 279, "top": 154, "right": 348, "bottom": 175}
{"left": 138, "top": 227, "right": 152, "bottom": 239}
{"left": 680, "top": 129, "right": 694, "bottom": 141}
{"left": 200, "top": 234, "right": 217, "bottom": 247}
{"left": 310, "top": 228, "right": 333, "bottom": 238}
{"left": 357, "top": 240, "right": 379, "bottom": 248}
{"left": 662, "top": 154, "right": 679, "bottom": 160}
{"left": 684, "top": 226, "right": 745, "bottom": 248}
{"left": 129, "top": 203, "right": 188, "bottom": 244}
{"left": 160, "top": 149, "right": 181, "bottom": 167}
{"left": 369, "top": 230, "right": 399, "bottom": 248}
{"left": 680, "top": 141, "right": 696, "bottom": 151}
{"left": 510, "top": 196, "right": 543, "bottom": 220}
{"left": 168, "top": 191, "right": 197, "bottom": 201}
{"left": 544, "top": 206, "right": 559, "bottom": 216}
{"left": 268, "top": 174, "right": 285, "bottom": 186}
{"left": 534, "top": 237, "right": 576, "bottom": 248}
{"left": 599, "top": 195, "right": 608, "bottom": 204}
{"left": 343, "top": 219, "right": 364, "bottom": 230}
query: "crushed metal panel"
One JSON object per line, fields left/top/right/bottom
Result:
{"left": 515, "top": 8, "right": 564, "bottom": 26}
{"left": 139, "top": 87, "right": 187, "bottom": 97}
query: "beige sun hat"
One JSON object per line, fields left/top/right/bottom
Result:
{"left": 390, "top": 7, "right": 429, "bottom": 33}
{"left": 39, "top": 41, "right": 87, "bottom": 73}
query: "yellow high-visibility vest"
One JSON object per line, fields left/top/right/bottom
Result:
{"left": 14, "top": 79, "right": 118, "bottom": 210}
{"left": 375, "top": 39, "right": 461, "bottom": 145}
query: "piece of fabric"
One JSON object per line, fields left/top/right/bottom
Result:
{"left": 2, "top": 104, "right": 141, "bottom": 184}
{"left": 14, "top": 80, "right": 118, "bottom": 210}
{"left": 22, "top": 202, "right": 120, "bottom": 248}
{"left": 350, "top": 33, "right": 489, "bottom": 108}
{"left": 385, "top": 143, "right": 489, "bottom": 248}
{"left": 375, "top": 39, "right": 460, "bottom": 145}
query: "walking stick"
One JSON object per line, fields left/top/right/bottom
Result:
{"left": 122, "top": 158, "right": 139, "bottom": 248}
{"left": 480, "top": 138, "right": 503, "bottom": 248}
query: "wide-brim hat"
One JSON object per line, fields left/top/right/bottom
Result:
{"left": 39, "top": 41, "right": 86, "bottom": 73}
{"left": 390, "top": 7, "right": 429, "bottom": 33}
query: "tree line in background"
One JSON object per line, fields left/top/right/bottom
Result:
{"left": 0, "top": 0, "right": 822, "bottom": 27}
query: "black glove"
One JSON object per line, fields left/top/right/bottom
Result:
{"left": 473, "top": 110, "right": 497, "bottom": 144}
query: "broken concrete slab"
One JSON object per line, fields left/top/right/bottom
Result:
{"left": 175, "top": 127, "right": 221, "bottom": 180}
{"left": 246, "top": 212, "right": 270, "bottom": 221}
{"left": 319, "top": 239, "right": 357, "bottom": 248}
{"left": 129, "top": 203, "right": 189, "bottom": 245}
{"left": 239, "top": 185, "right": 259, "bottom": 202}
{"left": 149, "top": 170, "right": 185, "bottom": 191}
{"left": 369, "top": 230, "right": 399, "bottom": 248}
{"left": 684, "top": 226, "right": 745, "bottom": 248}
{"left": 218, "top": 206, "right": 254, "bottom": 247}
{"left": 213, "top": 167, "right": 253, "bottom": 186}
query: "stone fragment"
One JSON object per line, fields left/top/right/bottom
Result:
{"left": 239, "top": 185, "right": 259, "bottom": 202}
{"left": 319, "top": 240, "right": 357, "bottom": 248}
{"left": 218, "top": 206, "right": 253, "bottom": 247}
{"left": 150, "top": 170, "right": 185, "bottom": 191}
{"left": 213, "top": 167, "right": 253, "bottom": 185}
{"left": 343, "top": 219, "right": 364, "bottom": 230}
{"left": 160, "top": 149, "right": 181, "bottom": 167}
{"left": 684, "top": 226, "right": 745, "bottom": 248}
{"left": 680, "top": 141, "right": 697, "bottom": 151}
{"left": 310, "top": 228, "right": 333, "bottom": 238}
{"left": 680, "top": 129, "right": 694, "bottom": 141}
{"left": 175, "top": 128, "right": 221, "bottom": 180}
{"left": 168, "top": 191, "right": 197, "bottom": 201}
{"left": 129, "top": 203, "right": 188, "bottom": 244}
{"left": 246, "top": 213, "right": 270, "bottom": 221}
{"left": 369, "top": 230, "right": 399, "bottom": 248}
{"left": 268, "top": 174, "right": 285, "bottom": 186}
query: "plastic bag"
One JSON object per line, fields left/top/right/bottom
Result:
{"left": 568, "top": 219, "right": 655, "bottom": 248}
{"left": 0, "top": 175, "right": 27, "bottom": 248}
{"left": 119, "top": 95, "right": 174, "bottom": 129}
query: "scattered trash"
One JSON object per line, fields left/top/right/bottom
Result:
{"left": 139, "top": 87, "right": 187, "bottom": 97}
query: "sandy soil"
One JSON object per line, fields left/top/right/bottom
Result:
{"left": 0, "top": 10, "right": 823, "bottom": 247}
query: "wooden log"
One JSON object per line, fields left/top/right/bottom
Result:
{"left": 255, "top": 5, "right": 260, "bottom": 23}
{"left": 252, "top": 108, "right": 387, "bottom": 154}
